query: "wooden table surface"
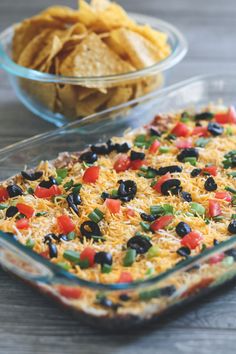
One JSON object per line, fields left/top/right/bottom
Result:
{"left": 0, "top": 1, "right": 236, "bottom": 353}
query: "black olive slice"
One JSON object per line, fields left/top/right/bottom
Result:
{"left": 127, "top": 235, "right": 152, "bottom": 254}
{"left": 177, "top": 148, "right": 199, "bottom": 162}
{"left": 79, "top": 151, "right": 97, "bottom": 164}
{"left": 21, "top": 171, "right": 43, "bottom": 181}
{"left": 7, "top": 184, "right": 23, "bottom": 198}
{"left": 160, "top": 179, "right": 182, "bottom": 196}
{"left": 80, "top": 221, "right": 102, "bottom": 240}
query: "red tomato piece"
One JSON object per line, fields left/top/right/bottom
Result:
{"left": 40, "top": 250, "right": 49, "bottom": 259}
{"left": 208, "top": 253, "right": 225, "bottom": 265}
{"left": 215, "top": 106, "right": 236, "bottom": 124}
{"left": 0, "top": 187, "right": 8, "bottom": 202}
{"left": 35, "top": 186, "right": 51, "bottom": 198}
{"left": 181, "top": 231, "right": 203, "bottom": 249}
{"left": 57, "top": 215, "right": 75, "bottom": 234}
{"left": 34, "top": 185, "right": 61, "bottom": 198}
{"left": 150, "top": 215, "right": 174, "bottom": 232}
{"left": 49, "top": 185, "right": 61, "bottom": 196}
{"left": 57, "top": 285, "right": 82, "bottom": 299}
{"left": 16, "top": 203, "right": 34, "bottom": 218}
{"left": 152, "top": 173, "right": 171, "bottom": 193}
{"left": 113, "top": 155, "right": 131, "bottom": 172}
{"left": 202, "top": 165, "right": 217, "bottom": 176}
{"left": 83, "top": 166, "right": 100, "bottom": 183}
{"left": 80, "top": 247, "right": 96, "bottom": 267}
{"left": 130, "top": 159, "right": 146, "bottom": 170}
{"left": 117, "top": 272, "right": 133, "bottom": 283}
{"left": 175, "top": 138, "right": 193, "bottom": 149}
{"left": 105, "top": 198, "right": 121, "bottom": 214}
{"left": 214, "top": 191, "right": 232, "bottom": 202}
{"left": 191, "top": 126, "right": 208, "bottom": 137}
{"left": 125, "top": 208, "right": 135, "bottom": 218}
{"left": 171, "top": 122, "right": 189, "bottom": 137}
{"left": 208, "top": 199, "right": 222, "bottom": 217}
{"left": 149, "top": 140, "right": 161, "bottom": 153}
{"left": 16, "top": 218, "right": 29, "bottom": 230}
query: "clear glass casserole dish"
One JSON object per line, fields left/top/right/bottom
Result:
{"left": 0, "top": 73, "right": 235, "bottom": 329}
{"left": 0, "top": 13, "right": 187, "bottom": 127}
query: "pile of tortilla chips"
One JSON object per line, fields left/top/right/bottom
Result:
{"left": 13, "top": 0, "right": 171, "bottom": 119}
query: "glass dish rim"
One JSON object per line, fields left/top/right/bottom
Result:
{"left": 0, "top": 72, "right": 235, "bottom": 291}
{"left": 0, "top": 12, "right": 188, "bottom": 84}
{"left": 0, "top": 231, "right": 236, "bottom": 292}
{"left": 0, "top": 72, "right": 233, "bottom": 157}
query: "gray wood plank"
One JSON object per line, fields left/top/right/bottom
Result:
{"left": 0, "top": 1, "right": 236, "bottom": 354}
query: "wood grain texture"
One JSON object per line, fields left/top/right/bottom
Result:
{"left": 0, "top": 1, "right": 236, "bottom": 353}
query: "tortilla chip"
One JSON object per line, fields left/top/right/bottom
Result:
{"left": 12, "top": 16, "right": 65, "bottom": 61}
{"left": 106, "top": 86, "right": 133, "bottom": 108}
{"left": 90, "top": 2, "right": 135, "bottom": 33}
{"left": 57, "top": 84, "right": 78, "bottom": 118}
{"left": 17, "top": 29, "right": 55, "bottom": 68}
{"left": 59, "top": 32, "right": 134, "bottom": 81}
{"left": 40, "top": 6, "right": 81, "bottom": 24}
{"left": 131, "top": 24, "right": 171, "bottom": 59}
{"left": 91, "top": 0, "right": 110, "bottom": 11}
{"left": 32, "top": 32, "right": 64, "bottom": 70}
{"left": 77, "top": 0, "right": 97, "bottom": 27}
{"left": 76, "top": 86, "right": 104, "bottom": 100}
{"left": 102, "top": 30, "right": 127, "bottom": 58}
{"left": 107, "top": 28, "right": 161, "bottom": 69}
{"left": 20, "top": 79, "right": 57, "bottom": 112}
{"left": 76, "top": 89, "right": 114, "bottom": 116}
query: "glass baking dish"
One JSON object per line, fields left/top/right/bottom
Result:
{"left": 0, "top": 73, "right": 236, "bottom": 329}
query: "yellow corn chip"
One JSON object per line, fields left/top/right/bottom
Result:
{"left": 76, "top": 89, "right": 114, "bottom": 116}
{"left": 106, "top": 86, "right": 133, "bottom": 108}
{"left": 13, "top": 16, "right": 64, "bottom": 61}
{"left": 40, "top": 6, "right": 81, "bottom": 24}
{"left": 59, "top": 32, "right": 134, "bottom": 81}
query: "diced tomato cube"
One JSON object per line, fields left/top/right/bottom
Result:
{"left": 214, "top": 191, "right": 232, "bottom": 202}
{"left": 208, "top": 199, "right": 222, "bottom": 217}
{"left": 117, "top": 271, "right": 133, "bottom": 283}
{"left": 105, "top": 198, "right": 121, "bottom": 214}
{"left": 171, "top": 122, "right": 189, "bottom": 137}
{"left": 181, "top": 231, "right": 203, "bottom": 249}
{"left": 149, "top": 140, "right": 161, "bottom": 153}
{"left": 191, "top": 126, "right": 208, "bottom": 137}
{"left": 175, "top": 138, "right": 193, "bottom": 149}
{"left": 83, "top": 166, "right": 100, "bottom": 183}
{"left": 150, "top": 215, "right": 174, "bottom": 232}
{"left": 16, "top": 218, "right": 29, "bottom": 230}
{"left": 49, "top": 185, "right": 61, "bottom": 196}
{"left": 35, "top": 185, "right": 61, "bottom": 198}
{"left": 202, "top": 165, "right": 217, "bottom": 176}
{"left": 113, "top": 155, "right": 131, "bottom": 172}
{"left": 0, "top": 187, "right": 8, "bottom": 202}
{"left": 16, "top": 203, "right": 34, "bottom": 218}
{"left": 125, "top": 208, "right": 135, "bottom": 218}
{"left": 130, "top": 159, "right": 146, "bottom": 170}
{"left": 57, "top": 285, "right": 82, "bottom": 299}
{"left": 40, "top": 250, "right": 49, "bottom": 259}
{"left": 80, "top": 247, "right": 96, "bottom": 267}
{"left": 208, "top": 253, "right": 225, "bottom": 265}
{"left": 57, "top": 215, "right": 75, "bottom": 234}
{"left": 215, "top": 106, "right": 236, "bottom": 124}
{"left": 152, "top": 173, "right": 171, "bottom": 193}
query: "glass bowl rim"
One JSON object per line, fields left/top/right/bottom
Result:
{"left": 0, "top": 12, "right": 188, "bottom": 84}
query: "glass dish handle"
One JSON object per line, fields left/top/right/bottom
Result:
{"left": 0, "top": 231, "right": 78, "bottom": 285}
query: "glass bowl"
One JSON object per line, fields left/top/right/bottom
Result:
{"left": 0, "top": 13, "right": 187, "bottom": 127}
{"left": 0, "top": 74, "right": 236, "bottom": 329}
